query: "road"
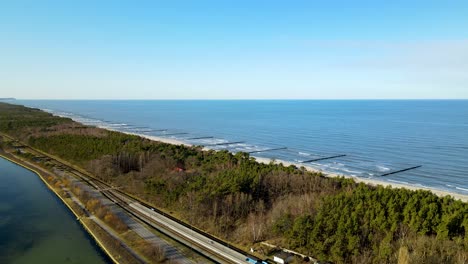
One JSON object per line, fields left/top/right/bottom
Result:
{"left": 130, "top": 202, "right": 248, "bottom": 263}
{"left": 68, "top": 170, "right": 252, "bottom": 264}
{"left": 66, "top": 177, "right": 194, "bottom": 264}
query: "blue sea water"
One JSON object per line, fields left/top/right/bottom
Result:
{"left": 14, "top": 100, "right": 468, "bottom": 195}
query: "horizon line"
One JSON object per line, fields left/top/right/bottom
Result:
{"left": 7, "top": 98, "right": 468, "bottom": 101}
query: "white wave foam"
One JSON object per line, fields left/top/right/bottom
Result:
{"left": 415, "top": 183, "right": 429, "bottom": 188}
{"left": 48, "top": 110, "right": 108, "bottom": 128}
{"left": 199, "top": 138, "right": 225, "bottom": 145}
{"left": 387, "top": 179, "right": 409, "bottom": 185}
{"left": 298, "top": 152, "right": 310, "bottom": 156}
{"left": 244, "top": 146, "right": 259, "bottom": 150}
{"left": 130, "top": 129, "right": 153, "bottom": 134}
{"left": 456, "top": 187, "right": 468, "bottom": 192}
{"left": 340, "top": 168, "right": 362, "bottom": 174}
{"left": 110, "top": 123, "right": 128, "bottom": 127}
{"left": 376, "top": 165, "right": 390, "bottom": 172}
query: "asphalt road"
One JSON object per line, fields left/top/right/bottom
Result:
{"left": 129, "top": 202, "right": 248, "bottom": 264}
{"left": 91, "top": 182, "right": 248, "bottom": 264}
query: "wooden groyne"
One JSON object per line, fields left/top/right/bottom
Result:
{"left": 163, "top": 132, "right": 189, "bottom": 136}
{"left": 381, "top": 165, "right": 422, "bottom": 176}
{"left": 207, "top": 141, "right": 245, "bottom": 146}
{"left": 301, "top": 154, "right": 346, "bottom": 163}
{"left": 187, "top": 136, "right": 214, "bottom": 140}
{"left": 247, "top": 147, "right": 287, "bottom": 154}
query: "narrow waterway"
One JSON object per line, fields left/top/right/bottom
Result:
{"left": 0, "top": 157, "right": 111, "bottom": 264}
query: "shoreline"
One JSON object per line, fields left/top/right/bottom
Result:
{"left": 104, "top": 127, "right": 468, "bottom": 202}
{"left": 41, "top": 109, "right": 468, "bottom": 203}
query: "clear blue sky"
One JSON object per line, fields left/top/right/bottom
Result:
{"left": 1, "top": 0, "right": 467, "bottom": 99}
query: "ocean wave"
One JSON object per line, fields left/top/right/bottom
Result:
{"left": 139, "top": 130, "right": 154, "bottom": 133}
{"left": 376, "top": 165, "right": 390, "bottom": 172}
{"left": 298, "top": 152, "right": 310, "bottom": 156}
{"left": 50, "top": 110, "right": 107, "bottom": 127}
{"left": 110, "top": 123, "right": 128, "bottom": 127}
{"left": 455, "top": 187, "right": 468, "bottom": 192}
{"left": 249, "top": 146, "right": 264, "bottom": 151}
{"left": 245, "top": 146, "right": 265, "bottom": 152}
{"left": 339, "top": 168, "right": 362, "bottom": 174}
{"left": 86, "top": 119, "right": 102, "bottom": 124}
{"left": 80, "top": 119, "right": 102, "bottom": 124}
{"left": 387, "top": 179, "right": 409, "bottom": 185}
{"left": 195, "top": 138, "right": 226, "bottom": 145}
{"left": 414, "top": 183, "right": 430, "bottom": 188}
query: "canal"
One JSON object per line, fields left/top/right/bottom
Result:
{"left": 0, "top": 157, "right": 111, "bottom": 264}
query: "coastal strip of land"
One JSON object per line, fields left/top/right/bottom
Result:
{"left": 116, "top": 130, "right": 468, "bottom": 203}
{"left": 59, "top": 109, "right": 468, "bottom": 203}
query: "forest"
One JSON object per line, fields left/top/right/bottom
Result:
{"left": 1, "top": 102, "right": 467, "bottom": 263}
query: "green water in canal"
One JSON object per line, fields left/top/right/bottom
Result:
{"left": 0, "top": 158, "right": 110, "bottom": 264}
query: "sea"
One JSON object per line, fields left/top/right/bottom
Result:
{"left": 12, "top": 100, "right": 468, "bottom": 196}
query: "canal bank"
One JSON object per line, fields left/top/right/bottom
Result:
{"left": 1, "top": 154, "right": 122, "bottom": 262}
{"left": 0, "top": 155, "right": 114, "bottom": 263}
{"left": 0, "top": 153, "right": 146, "bottom": 263}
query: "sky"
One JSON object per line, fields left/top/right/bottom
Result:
{"left": 1, "top": 0, "right": 467, "bottom": 99}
